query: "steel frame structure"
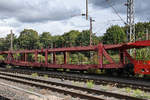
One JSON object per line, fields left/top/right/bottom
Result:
{"left": 127, "top": 0, "right": 135, "bottom": 42}
{"left": 0, "top": 40, "right": 150, "bottom": 75}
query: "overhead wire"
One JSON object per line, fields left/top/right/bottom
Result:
{"left": 93, "top": 18, "right": 124, "bottom": 35}
{"left": 94, "top": 23, "right": 110, "bottom": 35}
{"left": 105, "top": 0, "right": 127, "bottom": 25}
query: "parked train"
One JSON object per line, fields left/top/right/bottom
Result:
{"left": 0, "top": 40, "right": 150, "bottom": 76}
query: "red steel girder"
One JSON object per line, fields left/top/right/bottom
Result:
{"left": 0, "top": 40, "right": 150, "bottom": 75}
{"left": 0, "top": 40, "right": 150, "bottom": 54}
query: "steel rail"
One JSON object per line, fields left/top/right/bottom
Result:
{"left": 1, "top": 68, "right": 150, "bottom": 92}
{"left": 0, "top": 74, "right": 105, "bottom": 100}
{"left": 1, "top": 67, "right": 150, "bottom": 92}
{"left": 0, "top": 71, "right": 146, "bottom": 100}
{"left": 0, "top": 96, "right": 10, "bottom": 100}
{"left": 0, "top": 82, "right": 46, "bottom": 99}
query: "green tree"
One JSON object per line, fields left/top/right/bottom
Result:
{"left": 17, "top": 29, "right": 41, "bottom": 49}
{"left": 75, "top": 30, "right": 90, "bottom": 46}
{"left": 75, "top": 30, "right": 99, "bottom": 46}
{"left": 52, "top": 35, "right": 62, "bottom": 48}
{"left": 103, "top": 25, "right": 126, "bottom": 44}
{"left": 63, "top": 30, "right": 80, "bottom": 47}
{"left": 40, "top": 32, "right": 52, "bottom": 48}
{"left": 70, "top": 54, "right": 78, "bottom": 64}
{"left": 0, "top": 34, "right": 17, "bottom": 51}
{"left": 78, "top": 53, "right": 88, "bottom": 64}
{"left": 92, "top": 34, "right": 100, "bottom": 45}
{"left": 0, "top": 38, "right": 5, "bottom": 51}
{"left": 135, "top": 22, "right": 150, "bottom": 40}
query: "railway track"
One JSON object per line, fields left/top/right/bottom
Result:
{"left": 0, "top": 96, "right": 10, "bottom": 100}
{"left": 0, "top": 70, "right": 147, "bottom": 100}
{"left": 1, "top": 67, "right": 150, "bottom": 92}
{"left": 0, "top": 82, "right": 48, "bottom": 100}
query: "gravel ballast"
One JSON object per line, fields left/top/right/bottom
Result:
{"left": 0, "top": 71, "right": 150, "bottom": 100}
{"left": 0, "top": 79, "right": 64, "bottom": 100}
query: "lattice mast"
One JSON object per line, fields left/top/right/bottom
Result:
{"left": 126, "top": 0, "right": 135, "bottom": 43}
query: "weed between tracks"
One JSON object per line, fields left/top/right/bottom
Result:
{"left": 86, "top": 80, "right": 94, "bottom": 89}
{"left": 72, "top": 81, "right": 83, "bottom": 86}
{"left": 29, "top": 72, "right": 150, "bottom": 99}
{"left": 31, "top": 73, "right": 38, "bottom": 77}
{"left": 133, "top": 89, "right": 150, "bottom": 99}
{"left": 6, "top": 65, "right": 12, "bottom": 69}
{"left": 101, "top": 85, "right": 113, "bottom": 91}
{"left": 125, "top": 87, "right": 132, "bottom": 93}
{"left": 122, "top": 88, "right": 150, "bottom": 99}
{"left": 43, "top": 75, "right": 48, "bottom": 78}
{"left": 99, "top": 85, "right": 150, "bottom": 99}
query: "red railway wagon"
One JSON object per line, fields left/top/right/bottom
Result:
{"left": 0, "top": 40, "right": 150, "bottom": 75}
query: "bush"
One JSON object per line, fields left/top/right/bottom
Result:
{"left": 136, "top": 48, "right": 150, "bottom": 60}
{"left": 56, "top": 55, "right": 64, "bottom": 64}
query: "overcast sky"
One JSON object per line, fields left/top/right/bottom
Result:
{"left": 0, "top": 0, "right": 149, "bottom": 38}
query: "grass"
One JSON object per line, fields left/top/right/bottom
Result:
{"left": 6, "top": 65, "right": 12, "bottom": 69}
{"left": 135, "top": 74, "right": 144, "bottom": 78}
{"left": 43, "top": 74, "right": 48, "bottom": 78}
{"left": 125, "top": 87, "right": 132, "bottom": 93}
{"left": 86, "top": 80, "right": 94, "bottom": 89}
{"left": 103, "top": 54, "right": 120, "bottom": 64}
{"left": 28, "top": 88, "right": 33, "bottom": 92}
{"left": 31, "top": 73, "right": 38, "bottom": 77}
{"left": 66, "top": 69, "right": 70, "bottom": 72}
{"left": 57, "top": 68, "right": 64, "bottom": 71}
{"left": 123, "top": 88, "right": 150, "bottom": 99}
{"left": 101, "top": 85, "right": 110, "bottom": 91}
{"left": 72, "top": 81, "right": 81, "bottom": 86}
{"left": 132, "top": 89, "right": 150, "bottom": 99}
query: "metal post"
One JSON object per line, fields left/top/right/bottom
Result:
{"left": 45, "top": 49, "right": 48, "bottom": 65}
{"left": 89, "top": 17, "right": 95, "bottom": 61}
{"left": 146, "top": 29, "right": 149, "bottom": 57}
{"left": 35, "top": 50, "right": 38, "bottom": 62}
{"left": 98, "top": 44, "right": 103, "bottom": 68}
{"left": 86, "top": 0, "right": 88, "bottom": 20}
{"left": 64, "top": 52, "right": 67, "bottom": 64}
{"left": 25, "top": 53, "right": 27, "bottom": 62}
{"left": 146, "top": 29, "right": 149, "bottom": 40}
{"left": 120, "top": 50, "right": 126, "bottom": 64}
{"left": 10, "top": 30, "right": 13, "bottom": 50}
{"left": 53, "top": 52, "right": 56, "bottom": 64}
{"left": 90, "top": 17, "right": 93, "bottom": 46}
{"left": 51, "top": 42, "right": 53, "bottom": 63}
